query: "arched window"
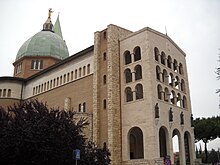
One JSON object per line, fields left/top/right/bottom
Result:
{"left": 157, "top": 84, "right": 163, "bottom": 100}
{"left": 103, "top": 52, "right": 106, "bottom": 61}
{"left": 125, "top": 87, "right": 133, "bottom": 102}
{"left": 50, "top": 80, "right": 52, "bottom": 89}
{"left": 87, "top": 64, "right": 90, "bottom": 74}
{"left": 181, "top": 79, "right": 185, "bottom": 92}
{"left": 83, "top": 66, "right": 86, "bottom": 76}
{"left": 0, "top": 89, "right": 2, "bottom": 97}
{"left": 169, "top": 73, "right": 174, "bottom": 87}
{"left": 53, "top": 79, "right": 56, "bottom": 87}
{"left": 175, "top": 76, "right": 180, "bottom": 90}
{"left": 103, "top": 75, "right": 107, "bottom": 84}
{"left": 33, "top": 87, "right": 35, "bottom": 95}
{"left": 162, "top": 69, "right": 168, "bottom": 84}
{"left": 37, "top": 85, "right": 40, "bottom": 93}
{"left": 79, "top": 104, "right": 81, "bottom": 112}
{"left": 173, "top": 59, "right": 178, "bottom": 73}
{"left": 183, "top": 96, "right": 187, "bottom": 108}
{"left": 129, "top": 127, "right": 144, "bottom": 159}
{"left": 164, "top": 87, "right": 170, "bottom": 102}
{"left": 75, "top": 69, "right": 78, "bottom": 79}
{"left": 44, "top": 82, "right": 46, "bottom": 91}
{"left": 41, "top": 84, "right": 44, "bottom": 92}
{"left": 134, "top": 46, "right": 141, "bottom": 61}
{"left": 125, "top": 68, "right": 132, "bottom": 83}
{"left": 7, "top": 89, "right": 11, "bottom": 97}
{"left": 161, "top": 52, "right": 166, "bottom": 65}
{"left": 167, "top": 56, "right": 172, "bottom": 69}
{"left": 60, "top": 76, "right": 63, "bottom": 85}
{"left": 103, "top": 99, "right": 107, "bottom": 109}
{"left": 83, "top": 102, "right": 86, "bottom": 112}
{"left": 179, "top": 63, "right": 184, "bottom": 75}
{"left": 124, "top": 51, "right": 131, "bottom": 65}
{"left": 135, "top": 84, "right": 143, "bottom": 100}
{"left": 63, "top": 74, "right": 66, "bottom": 83}
{"left": 71, "top": 71, "right": 74, "bottom": 80}
{"left": 79, "top": 68, "right": 82, "bottom": 77}
{"left": 67, "top": 73, "right": 70, "bottom": 82}
{"left": 154, "top": 47, "right": 159, "bottom": 61}
{"left": 36, "top": 86, "right": 38, "bottom": 94}
{"left": 57, "top": 77, "right": 59, "bottom": 86}
{"left": 177, "top": 93, "right": 181, "bottom": 107}
{"left": 103, "top": 31, "right": 107, "bottom": 39}
{"left": 156, "top": 66, "right": 161, "bottom": 81}
{"left": 170, "top": 90, "right": 176, "bottom": 105}
{"left": 135, "top": 65, "right": 142, "bottom": 80}
{"left": 47, "top": 81, "right": 49, "bottom": 90}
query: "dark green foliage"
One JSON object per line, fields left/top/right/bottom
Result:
{"left": 194, "top": 116, "right": 220, "bottom": 142}
{"left": 194, "top": 116, "right": 220, "bottom": 163}
{"left": 196, "top": 148, "right": 220, "bottom": 164}
{"left": 0, "top": 100, "right": 111, "bottom": 165}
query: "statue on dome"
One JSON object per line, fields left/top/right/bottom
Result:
{"left": 48, "top": 8, "right": 53, "bottom": 18}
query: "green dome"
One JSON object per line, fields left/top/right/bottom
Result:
{"left": 16, "top": 31, "right": 69, "bottom": 60}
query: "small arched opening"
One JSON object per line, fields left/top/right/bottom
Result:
{"left": 125, "top": 68, "right": 132, "bottom": 83}
{"left": 134, "top": 46, "right": 141, "bottom": 61}
{"left": 124, "top": 50, "right": 132, "bottom": 65}
{"left": 159, "top": 126, "right": 169, "bottom": 158}
{"left": 129, "top": 127, "right": 144, "bottom": 159}
{"left": 125, "top": 87, "right": 133, "bottom": 102}
{"left": 135, "top": 65, "right": 142, "bottom": 80}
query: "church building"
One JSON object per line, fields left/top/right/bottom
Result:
{"left": 0, "top": 10, "right": 196, "bottom": 165}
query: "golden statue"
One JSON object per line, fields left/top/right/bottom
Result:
{"left": 48, "top": 8, "right": 53, "bottom": 18}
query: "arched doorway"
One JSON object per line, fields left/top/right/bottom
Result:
{"left": 129, "top": 127, "right": 144, "bottom": 159}
{"left": 159, "top": 126, "right": 168, "bottom": 158}
{"left": 184, "top": 132, "right": 191, "bottom": 165}
{"left": 172, "top": 129, "right": 181, "bottom": 165}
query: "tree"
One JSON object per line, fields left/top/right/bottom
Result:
{"left": 193, "top": 116, "right": 220, "bottom": 163}
{"left": 0, "top": 100, "right": 111, "bottom": 165}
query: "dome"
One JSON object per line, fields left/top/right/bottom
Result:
{"left": 16, "top": 31, "right": 69, "bottom": 60}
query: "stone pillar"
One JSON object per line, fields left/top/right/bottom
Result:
{"left": 159, "top": 72, "right": 163, "bottom": 81}
{"left": 180, "top": 133, "right": 186, "bottom": 165}
{"left": 92, "top": 31, "right": 101, "bottom": 144}
{"left": 107, "top": 25, "right": 122, "bottom": 165}
{"left": 170, "top": 61, "right": 173, "bottom": 70}
{"left": 190, "top": 127, "right": 196, "bottom": 165}
{"left": 158, "top": 54, "right": 161, "bottom": 63}
{"left": 131, "top": 52, "right": 135, "bottom": 63}
{"left": 131, "top": 71, "right": 135, "bottom": 82}
{"left": 106, "top": 24, "right": 131, "bottom": 165}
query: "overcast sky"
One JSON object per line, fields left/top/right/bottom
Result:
{"left": 0, "top": 0, "right": 219, "bottom": 150}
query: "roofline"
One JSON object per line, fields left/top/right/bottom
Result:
{"left": 146, "top": 27, "right": 186, "bottom": 56}
{"left": 13, "top": 55, "right": 61, "bottom": 66}
{"left": 26, "top": 45, "right": 94, "bottom": 81}
{"left": 0, "top": 76, "right": 25, "bottom": 82}
{"left": 121, "top": 27, "right": 186, "bottom": 56}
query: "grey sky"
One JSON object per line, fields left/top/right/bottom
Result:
{"left": 0, "top": 0, "right": 219, "bottom": 149}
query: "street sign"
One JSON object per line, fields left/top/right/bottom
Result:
{"left": 75, "top": 149, "right": 80, "bottom": 160}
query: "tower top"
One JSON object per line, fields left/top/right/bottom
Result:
{"left": 43, "top": 8, "right": 54, "bottom": 32}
